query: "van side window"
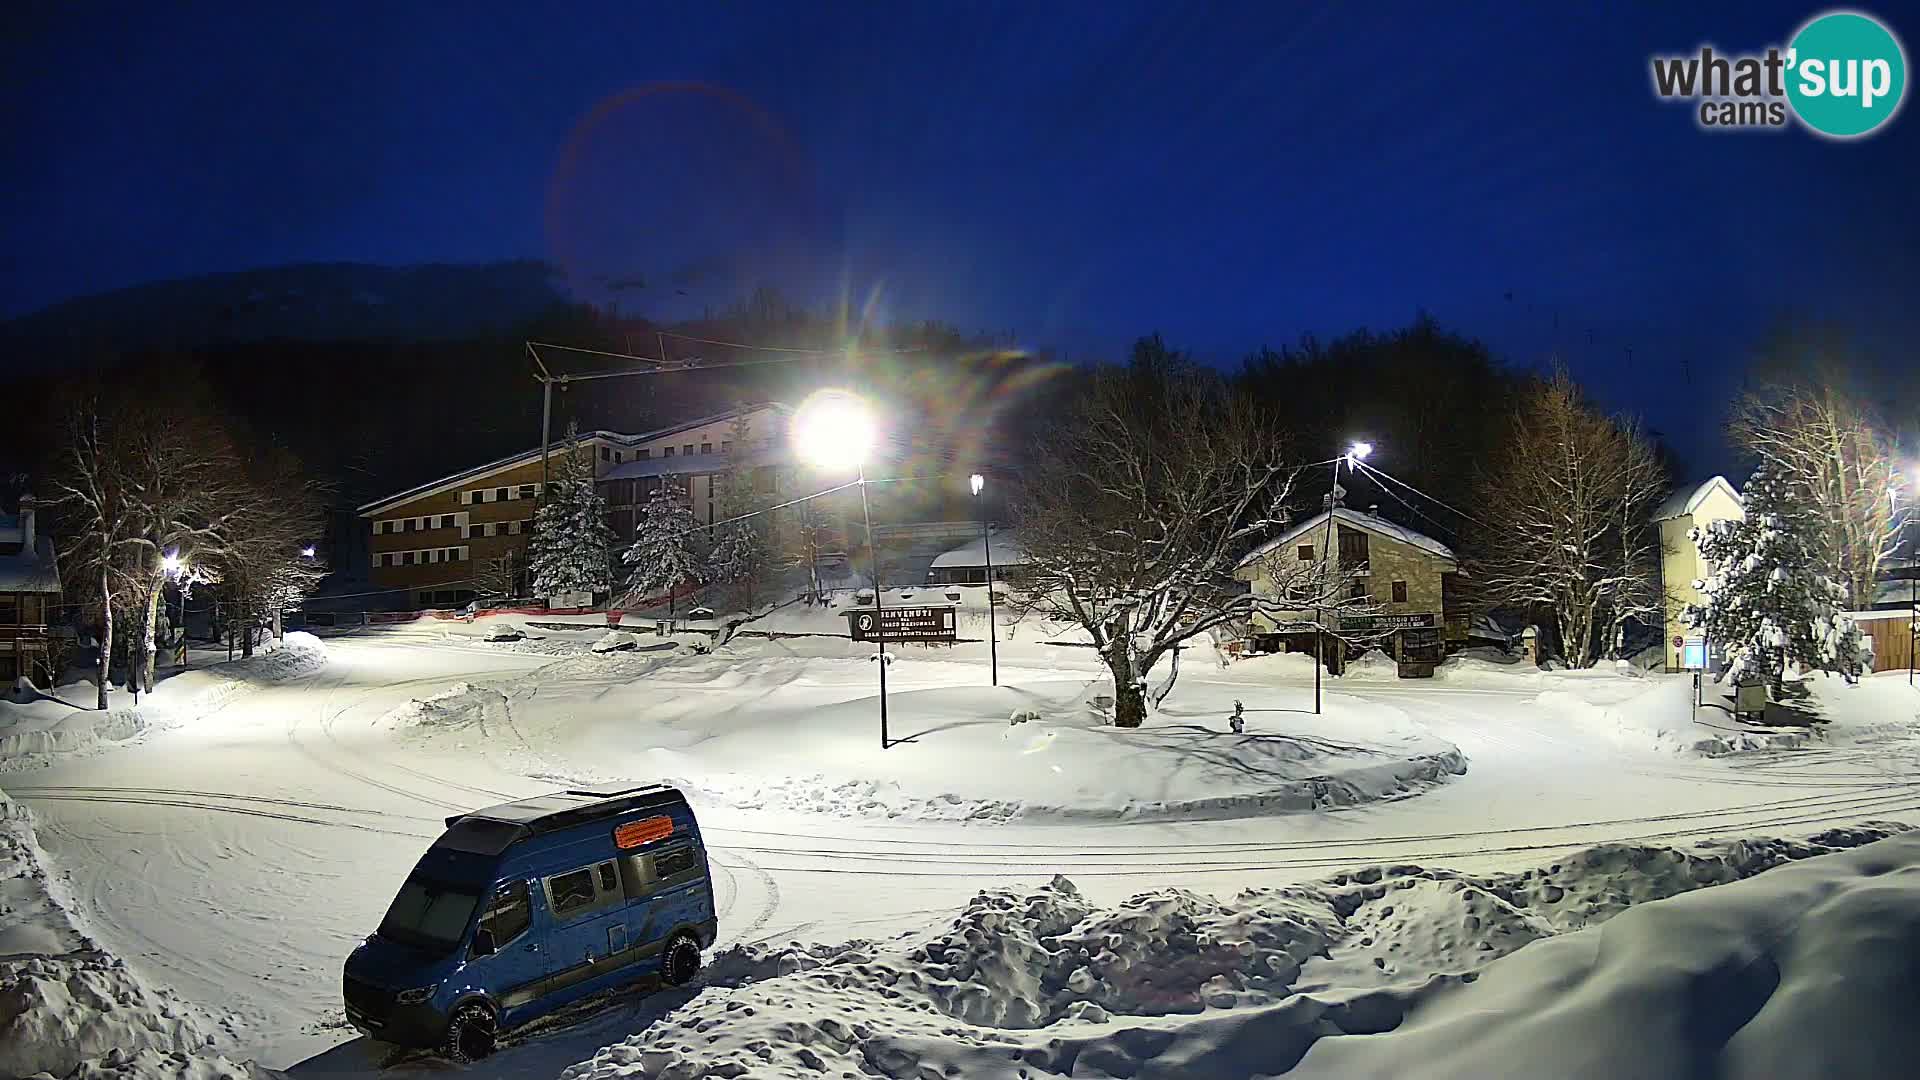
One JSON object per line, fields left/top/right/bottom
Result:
{"left": 476, "top": 880, "right": 531, "bottom": 952}
{"left": 597, "top": 861, "right": 618, "bottom": 894}
{"left": 617, "top": 842, "right": 706, "bottom": 898}
{"left": 547, "top": 868, "right": 597, "bottom": 918}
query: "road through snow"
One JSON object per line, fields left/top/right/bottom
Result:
{"left": 10, "top": 636, "right": 1917, "bottom": 1070}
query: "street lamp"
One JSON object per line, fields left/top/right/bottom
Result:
{"left": 970, "top": 473, "right": 999, "bottom": 687}
{"left": 300, "top": 545, "right": 317, "bottom": 559}
{"left": 793, "top": 391, "right": 891, "bottom": 748}
{"left": 161, "top": 550, "right": 187, "bottom": 669}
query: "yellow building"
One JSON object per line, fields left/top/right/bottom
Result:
{"left": 1654, "top": 475, "right": 1744, "bottom": 670}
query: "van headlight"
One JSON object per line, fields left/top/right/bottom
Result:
{"left": 394, "top": 986, "right": 435, "bottom": 1006}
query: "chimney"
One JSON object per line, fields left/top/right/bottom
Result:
{"left": 17, "top": 493, "right": 36, "bottom": 554}
{"left": 1368, "top": 504, "right": 1380, "bottom": 517}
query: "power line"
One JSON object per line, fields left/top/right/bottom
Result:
{"left": 1349, "top": 457, "right": 1496, "bottom": 532}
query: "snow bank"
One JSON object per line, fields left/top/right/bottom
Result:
{"left": 556, "top": 823, "right": 1911, "bottom": 1080}
{"left": 1341, "top": 648, "right": 1401, "bottom": 680}
{"left": 375, "top": 682, "right": 506, "bottom": 734}
{"left": 0, "top": 634, "right": 327, "bottom": 770}
{"left": 0, "top": 791, "right": 240, "bottom": 1080}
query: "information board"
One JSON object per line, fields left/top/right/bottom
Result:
{"left": 847, "top": 605, "right": 958, "bottom": 642}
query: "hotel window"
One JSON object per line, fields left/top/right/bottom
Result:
{"left": 495, "top": 487, "right": 509, "bottom": 501}
{"left": 663, "top": 446, "right": 676, "bottom": 457}
{"left": 700, "top": 442, "right": 713, "bottom": 455}
{"left": 1392, "top": 580, "right": 1408, "bottom": 603}
{"left": 682, "top": 444, "right": 694, "bottom": 456}
{"left": 435, "top": 515, "right": 449, "bottom": 529}
{"left": 1337, "top": 527, "right": 1370, "bottom": 570}
{"left": 1348, "top": 579, "right": 1368, "bottom": 601}
{"left": 519, "top": 484, "right": 536, "bottom": 499}
{"left": 473, "top": 489, "right": 487, "bottom": 504}
{"left": 721, "top": 440, "right": 731, "bottom": 453}
{"left": 508, "top": 520, "right": 522, "bottom": 535}
{"left": 600, "top": 446, "right": 610, "bottom": 462}
{"left": 1297, "top": 544, "right": 1314, "bottom": 562}
{"left": 638, "top": 448, "right": 651, "bottom": 459}
{"left": 614, "top": 451, "right": 623, "bottom": 463}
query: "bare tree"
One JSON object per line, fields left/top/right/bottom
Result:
{"left": 1731, "top": 382, "right": 1901, "bottom": 609}
{"left": 1010, "top": 354, "right": 1360, "bottom": 727}
{"left": 1469, "top": 370, "right": 1670, "bottom": 668}
{"left": 203, "top": 450, "right": 329, "bottom": 656}
{"left": 47, "top": 391, "right": 135, "bottom": 708}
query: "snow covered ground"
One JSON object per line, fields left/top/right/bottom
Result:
{"left": 0, "top": 606, "right": 1916, "bottom": 1076}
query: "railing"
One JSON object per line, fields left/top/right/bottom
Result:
{"left": 0, "top": 624, "right": 52, "bottom": 641}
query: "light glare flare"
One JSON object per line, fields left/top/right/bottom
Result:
{"left": 792, "top": 390, "right": 876, "bottom": 470}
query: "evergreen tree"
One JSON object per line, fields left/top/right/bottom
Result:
{"left": 622, "top": 478, "right": 702, "bottom": 613}
{"left": 527, "top": 430, "right": 615, "bottom": 601}
{"left": 1686, "top": 466, "right": 1867, "bottom": 696}
{"left": 707, "top": 463, "right": 772, "bottom": 610}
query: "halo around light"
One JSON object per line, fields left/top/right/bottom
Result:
{"left": 791, "top": 390, "right": 877, "bottom": 470}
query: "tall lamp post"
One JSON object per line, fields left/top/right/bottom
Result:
{"left": 161, "top": 550, "right": 187, "bottom": 670}
{"left": 794, "top": 391, "right": 890, "bottom": 748}
{"left": 969, "top": 474, "right": 999, "bottom": 687}
{"left": 1313, "top": 441, "right": 1372, "bottom": 714}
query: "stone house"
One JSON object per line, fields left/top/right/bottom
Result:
{"left": 1232, "top": 501, "right": 1461, "bottom": 675}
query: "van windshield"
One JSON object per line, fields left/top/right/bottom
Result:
{"left": 378, "top": 877, "right": 480, "bottom": 952}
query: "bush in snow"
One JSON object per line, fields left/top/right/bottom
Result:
{"left": 526, "top": 427, "right": 616, "bottom": 602}
{"left": 1687, "top": 465, "right": 1867, "bottom": 696}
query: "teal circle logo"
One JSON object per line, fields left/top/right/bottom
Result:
{"left": 1787, "top": 11, "right": 1907, "bottom": 138}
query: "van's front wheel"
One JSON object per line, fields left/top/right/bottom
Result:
{"left": 442, "top": 1001, "right": 497, "bottom": 1063}
{"left": 662, "top": 932, "right": 702, "bottom": 987}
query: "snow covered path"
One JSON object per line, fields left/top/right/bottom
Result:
{"left": 5, "top": 633, "right": 1916, "bottom": 1072}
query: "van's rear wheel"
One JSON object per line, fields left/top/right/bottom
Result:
{"left": 662, "top": 931, "right": 702, "bottom": 986}
{"left": 443, "top": 1001, "right": 497, "bottom": 1063}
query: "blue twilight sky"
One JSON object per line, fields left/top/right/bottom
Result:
{"left": 3, "top": 2, "right": 1916, "bottom": 472}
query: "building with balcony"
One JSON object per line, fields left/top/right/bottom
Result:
{"left": 1, "top": 495, "right": 62, "bottom": 685}
{"left": 1232, "top": 495, "right": 1461, "bottom": 675}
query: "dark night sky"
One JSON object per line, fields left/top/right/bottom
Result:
{"left": 4, "top": 2, "right": 1916, "bottom": 474}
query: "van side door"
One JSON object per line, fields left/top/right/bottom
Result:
{"left": 540, "top": 860, "right": 634, "bottom": 996}
{"left": 469, "top": 878, "right": 546, "bottom": 1010}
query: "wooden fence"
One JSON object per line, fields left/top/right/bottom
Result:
{"left": 1853, "top": 610, "right": 1915, "bottom": 673}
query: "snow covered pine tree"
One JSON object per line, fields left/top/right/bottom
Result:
{"left": 621, "top": 481, "right": 702, "bottom": 614}
{"left": 526, "top": 434, "right": 615, "bottom": 604}
{"left": 1686, "top": 465, "right": 1868, "bottom": 698}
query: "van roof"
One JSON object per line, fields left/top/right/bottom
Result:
{"left": 442, "top": 782, "right": 686, "bottom": 840}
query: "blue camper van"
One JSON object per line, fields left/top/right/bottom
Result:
{"left": 342, "top": 783, "right": 717, "bottom": 1061}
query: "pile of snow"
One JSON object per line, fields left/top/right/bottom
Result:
{"left": 0, "top": 791, "right": 241, "bottom": 1080}
{"left": 481, "top": 623, "right": 525, "bottom": 642}
{"left": 557, "top": 822, "right": 1912, "bottom": 1080}
{"left": 0, "top": 634, "right": 327, "bottom": 770}
{"left": 591, "top": 630, "right": 640, "bottom": 654}
{"left": 375, "top": 682, "right": 507, "bottom": 735}
{"left": 550, "top": 677, "right": 1468, "bottom": 822}
{"left": 1342, "top": 648, "right": 1400, "bottom": 680}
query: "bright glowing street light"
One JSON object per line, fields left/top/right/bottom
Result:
{"left": 161, "top": 550, "right": 184, "bottom": 576}
{"left": 791, "top": 390, "right": 892, "bottom": 748}
{"left": 791, "top": 390, "right": 876, "bottom": 472}
{"left": 969, "top": 472, "right": 984, "bottom": 496}
{"left": 300, "top": 545, "right": 317, "bottom": 558}
{"left": 1347, "top": 441, "right": 1374, "bottom": 464}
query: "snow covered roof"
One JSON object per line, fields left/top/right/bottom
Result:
{"left": 1236, "top": 507, "right": 1455, "bottom": 570}
{"left": 0, "top": 535, "right": 61, "bottom": 594}
{"left": 1654, "top": 475, "right": 1741, "bottom": 522}
{"left": 357, "top": 403, "right": 788, "bottom": 514}
{"left": 929, "top": 529, "right": 1028, "bottom": 568}
{"left": 601, "top": 443, "right": 793, "bottom": 481}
